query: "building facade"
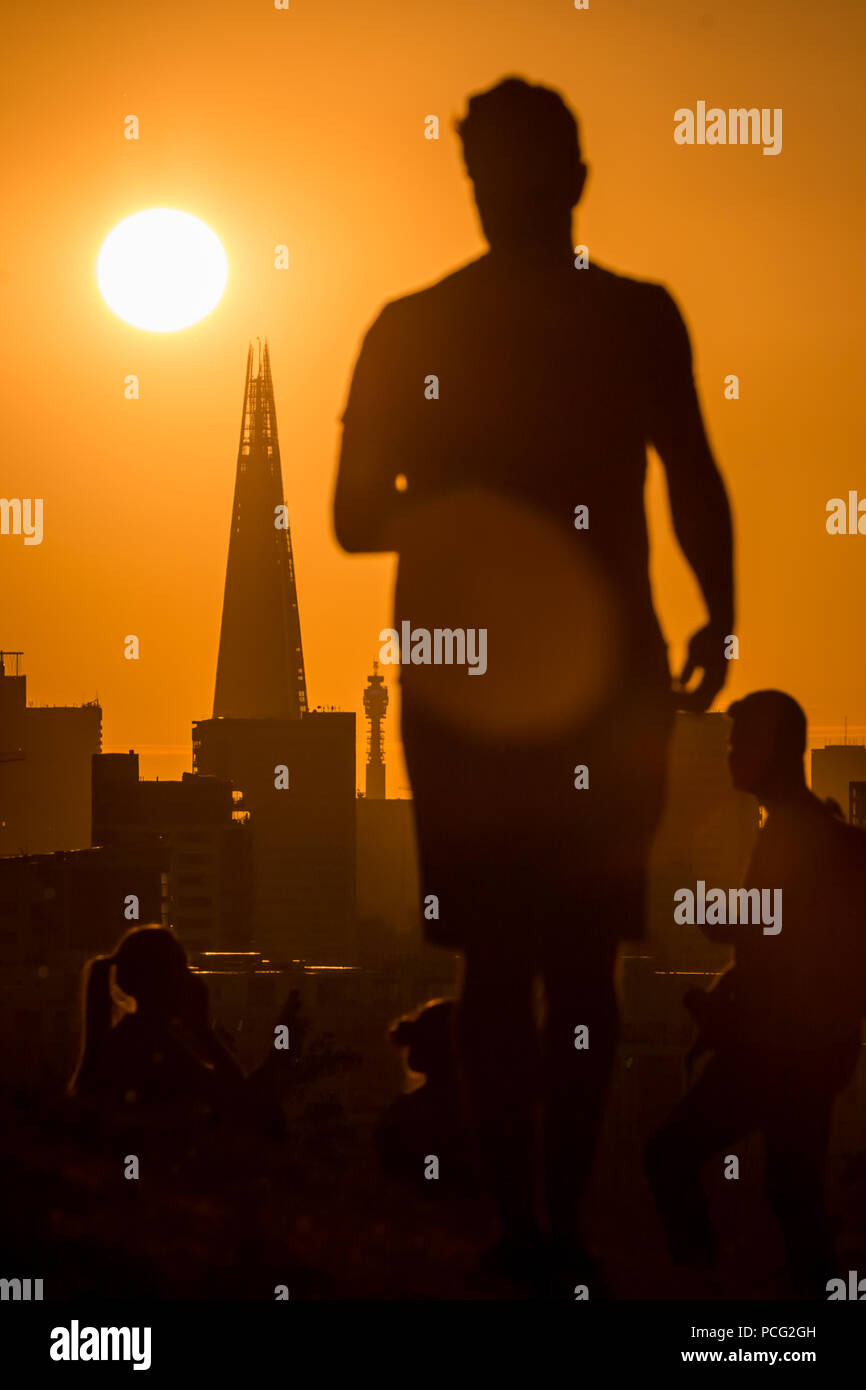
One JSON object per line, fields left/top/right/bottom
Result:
{"left": 92, "top": 751, "right": 251, "bottom": 953}
{"left": 0, "top": 652, "right": 101, "bottom": 856}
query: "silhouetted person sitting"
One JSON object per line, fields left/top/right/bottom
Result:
{"left": 68, "top": 925, "right": 279, "bottom": 1142}
{"left": 376, "top": 1000, "right": 477, "bottom": 1192}
{"left": 335, "top": 75, "right": 734, "bottom": 1284}
{"left": 646, "top": 691, "right": 866, "bottom": 1294}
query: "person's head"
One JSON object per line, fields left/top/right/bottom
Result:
{"left": 112, "top": 925, "right": 189, "bottom": 1019}
{"left": 456, "top": 76, "right": 586, "bottom": 254}
{"left": 727, "top": 691, "right": 808, "bottom": 801}
{"left": 68, "top": 925, "right": 189, "bottom": 1095}
{"left": 389, "top": 999, "right": 457, "bottom": 1083}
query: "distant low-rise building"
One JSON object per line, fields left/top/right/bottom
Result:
{"left": 92, "top": 751, "right": 251, "bottom": 954}
{"left": 811, "top": 743, "right": 866, "bottom": 821}
{"left": 849, "top": 781, "right": 866, "bottom": 829}
{"left": 0, "top": 844, "right": 166, "bottom": 1083}
{"left": 356, "top": 796, "right": 419, "bottom": 957}
{"left": 0, "top": 652, "right": 101, "bottom": 856}
{"left": 193, "top": 712, "right": 356, "bottom": 963}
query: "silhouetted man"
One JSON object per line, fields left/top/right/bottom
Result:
{"left": 335, "top": 77, "right": 734, "bottom": 1283}
{"left": 646, "top": 691, "right": 866, "bottom": 1294}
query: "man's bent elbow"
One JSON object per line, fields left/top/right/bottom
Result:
{"left": 333, "top": 508, "right": 390, "bottom": 555}
{"left": 334, "top": 520, "right": 368, "bottom": 555}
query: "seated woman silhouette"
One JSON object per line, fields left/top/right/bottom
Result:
{"left": 68, "top": 925, "right": 254, "bottom": 1130}
{"left": 376, "top": 999, "right": 478, "bottom": 1192}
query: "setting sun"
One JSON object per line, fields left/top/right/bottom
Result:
{"left": 96, "top": 208, "right": 228, "bottom": 332}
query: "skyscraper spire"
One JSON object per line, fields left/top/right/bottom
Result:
{"left": 213, "top": 340, "right": 308, "bottom": 719}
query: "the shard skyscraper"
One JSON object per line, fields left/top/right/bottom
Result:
{"left": 213, "top": 340, "right": 308, "bottom": 719}
{"left": 195, "top": 341, "right": 356, "bottom": 963}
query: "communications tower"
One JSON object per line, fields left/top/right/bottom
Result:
{"left": 363, "top": 662, "right": 388, "bottom": 800}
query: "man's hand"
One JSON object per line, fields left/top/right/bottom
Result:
{"left": 673, "top": 623, "right": 729, "bottom": 712}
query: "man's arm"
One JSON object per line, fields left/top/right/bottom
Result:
{"left": 646, "top": 286, "right": 734, "bottom": 712}
{"left": 334, "top": 304, "right": 405, "bottom": 554}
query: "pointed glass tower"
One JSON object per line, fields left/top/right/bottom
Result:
{"left": 213, "top": 341, "right": 308, "bottom": 719}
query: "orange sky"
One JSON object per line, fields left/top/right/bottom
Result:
{"left": 2, "top": 0, "right": 864, "bottom": 789}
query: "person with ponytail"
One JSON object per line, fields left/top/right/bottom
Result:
{"left": 67, "top": 951, "right": 119, "bottom": 1096}
{"left": 68, "top": 925, "right": 246, "bottom": 1117}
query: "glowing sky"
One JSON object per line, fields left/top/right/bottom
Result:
{"left": 2, "top": 0, "right": 864, "bottom": 788}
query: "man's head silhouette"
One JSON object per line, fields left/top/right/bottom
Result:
{"left": 457, "top": 76, "right": 587, "bottom": 255}
{"left": 727, "top": 690, "right": 808, "bottom": 802}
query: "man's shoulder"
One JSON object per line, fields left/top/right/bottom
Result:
{"left": 584, "top": 262, "right": 679, "bottom": 315}
{"left": 387, "top": 257, "right": 670, "bottom": 296}
{"left": 805, "top": 793, "right": 865, "bottom": 841}
{"left": 353, "top": 260, "right": 489, "bottom": 365}
{"left": 377, "top": 256, "right": 492, "bottom": 321}
{"left": 772, "top": 795, "right": 866, "bottom": 864}
{"left": 587, "top": 262, "right": 666, "bottom": 294}
{"left": 833, "top": 814, "right": 866, "bottom": 863}
{"left": 379, "top": 257, "right": 677, "bottom": 322}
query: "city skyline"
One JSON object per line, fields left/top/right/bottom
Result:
{"left": 3, "top": 0, "right": 865, "bottom": 793}
{"left": 2, "top": 1, "right": 865, "bottom": 1323}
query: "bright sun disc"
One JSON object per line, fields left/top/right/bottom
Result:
{"left": 97, "top": 208, "right": 228, "bottom": 332}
